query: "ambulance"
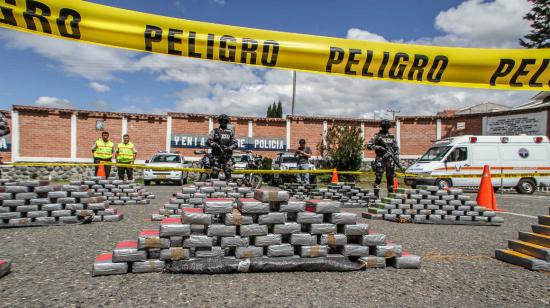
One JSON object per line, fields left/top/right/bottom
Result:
{"left": 404, "top": 135, "right": 550, "bottom": 194}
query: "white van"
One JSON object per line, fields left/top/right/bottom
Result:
{"left": 404, "top": 135, "right": 550, "bottom": 194}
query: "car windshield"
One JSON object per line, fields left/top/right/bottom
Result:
{"left": 151, "top": 155, "right": 181, "bottom": 163}
{"left": 419, "top": 146, "right": 452, "bottom": 161}
{"left": 233, "top": 155, "right": 249, "bottom": 163}
{"left": 281, "top": 156, "right": 297, "bottom": 163}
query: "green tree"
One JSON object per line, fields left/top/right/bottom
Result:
{"left": 318, "top": 125, "right": 365, "bottom": 180}
{"left": 519, "top": 0, "right": 550, "bottom": 48}
{"left": 267, "top": 104, "right": 273, "bottom": 117}
{"left": 276, "top": 101, "right": 283, "bottom": 117}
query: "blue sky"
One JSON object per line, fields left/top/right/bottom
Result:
{"left": 0, "top": 0, "right": 538, "bottom": 118}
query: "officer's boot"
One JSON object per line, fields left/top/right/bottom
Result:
{"left": 373, "top": 184, "right": 381, "bottom": 199}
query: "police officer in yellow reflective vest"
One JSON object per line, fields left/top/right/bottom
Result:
{"left": 115, "top": 134, "right": 137, "bottom": 180}
{"left": 92, "top": 131, "right": 114, "bottom": 178}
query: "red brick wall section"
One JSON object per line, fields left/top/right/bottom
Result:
{"left": 127, "top": 117, "right": 167, "bottom": 160}
{"left": 170, "top": 117, "right": 210, "bottom": 158}
{"left": 77, "top": 114, "right": 122, "bottom": 159}
{"left": 253, "top": 120, "right": 286, "bottom": 158}
{"left": 399, "top": 118, "right": 436, "bottom": 156}
{"left": 441, "top": 116, "right": 482, "bottom": 138}
{"left": 232, "top": 119, "right": 249, "bottom": 138}
{"left": 290, "top": 119, "right": 324, "bottom": 156}
{"left": 20, "top": 111, "right": 71, "bottom": 158}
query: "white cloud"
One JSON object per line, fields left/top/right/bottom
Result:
{"left": 415, "top": 0, "right": 532, "bottom": 48}
{"left": 346, "top": 28, "right": 387, "bottom": 42}
{"left": 212, "top": 0, "right": 226, "bottom": 4}
{"left": 34, "top": 96, "right": 73, "bottom": 109}
{"left": 89, "top": 82, "right": 110, "bottom": 93}
{"left": 0, "top": 29, "right": 137, "bottom": 81}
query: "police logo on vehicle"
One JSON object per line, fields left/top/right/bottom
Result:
{"left": 518, "top": 148, "right": 529, "bottom": 159}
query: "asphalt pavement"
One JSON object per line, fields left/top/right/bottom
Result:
{"left": 0, "top": 185, "right": 548, "bottom": 307}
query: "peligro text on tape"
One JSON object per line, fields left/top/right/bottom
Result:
{"left": 0, "top": 0, "right": 548, "bottom": 90}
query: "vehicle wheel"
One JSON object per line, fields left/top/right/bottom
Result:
{"left": 181, "top": 177, "right": 188, "bottom": 185}
{"left": 516, "top": 178, "right": 536, "bottom": 194}
{"left": 435, "top": 178, "right": 452, "bottom": 190}
{"left": 144, "top": 180, "right": 151, "bottom": 186}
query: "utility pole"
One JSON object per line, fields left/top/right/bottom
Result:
{"left": 291, "top": 71, "right": 296, "bottom": 116}
{"left": 386, "top": 109, "right": 400, "bottom": 120}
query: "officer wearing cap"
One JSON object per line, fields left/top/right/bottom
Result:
{"left": 206, "top": 114, "right": 238, "bottom": 180}
{"left": 367, "top": 119, "right": 400, "bottom": 198}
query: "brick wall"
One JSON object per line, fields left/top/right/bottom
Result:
{"left": 127, "top": 117, "right": 167, "bottom": 160}
{"left": 253, "top": 119, "right": 286, "bottom": 158}
{"left": 399, "top": 118, "right": 437, "bottom": 156}
{"left": 441, "top": 115, "right": 482, "bottom": 138}
{"left": 289, "top": 118, "right": 324, "bottom": 155}
{"left": 9, "top": 105, "right": 550, "bottom": 162}
{"left": 171, "top": 116, "right": 210, "bottom": 157}
{"left": 77, "top": 114, "right": 122, "bottom": 159}
{"left": 20, "top": 110, "right": 71, "bottom": 158}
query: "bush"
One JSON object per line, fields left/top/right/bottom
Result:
{"left": 318, "top": 125, "right": 365, "bottom": 181}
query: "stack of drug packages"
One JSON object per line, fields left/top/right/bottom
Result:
{"left": 279, "top": 183, "right": 318, "bottom": 199}
{"left": 280, "top": 182, "right": 376, "bottom": 208}
{"left": 363, "top": 185, "right": 504, "bottom": 226}
{"left": 151, "top": 180, "right": 253, "bottom": 221}
{"left": 69, "top": 177, "right": 155, "bottom": 206}
{"left": 93, "top": 185, "right": 420, "bottom": 276}
{"left": 0, "top": 179, "right": 123, "bottom": 226}
{"left": 0, "top": 260, "right": 11, "bottom": 278}
{"left": 495, "top": 207, "right": 549, "bottom": 271}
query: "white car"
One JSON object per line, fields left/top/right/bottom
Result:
{"left": 143, "top": 152, "right": 189, "bottom": 185}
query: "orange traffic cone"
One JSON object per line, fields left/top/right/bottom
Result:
{"left": 331, "top": 169, "right": 339, "bottom": 183}
{"left": 96, "top": 162, "right": 106, "bottom": 178}
{"left": 393, "top": 177, "right": 399, "bottom": 189}
{"left": 476, "top": 165, "right": 498, "bottom": 211}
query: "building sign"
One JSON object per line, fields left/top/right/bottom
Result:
{"left": 171, "top": 134, "right": 285, "bottom": 151}
{"left": 484, "top": 111, "right": 548, "bottom": 136}
{"left": 456, "top": 122, "right": 465, "bottom": 130}
{"left": 0, "top": 135, "right": 11, "bottom": 152}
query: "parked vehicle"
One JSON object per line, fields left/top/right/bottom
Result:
{"left": 404, "top": 135, "right": 550, "bottom": 194}
{"left": 232, "top": 151, "right": 263, "bottom": 188}
{"left": 143, "top": 152, "right": 189, "bottom": 186}
{"left": 271, "top": 151, "right": 316, "bottom": 185}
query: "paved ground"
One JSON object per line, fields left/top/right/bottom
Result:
{"left": 0, "top": 185, "right": 548, "bottom": 307}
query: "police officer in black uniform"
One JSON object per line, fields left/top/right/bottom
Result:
{"left": 367, "top": 119, "right": 400, "bottom": 198}
{"left": 206, "top": 114, "right": 238, "bottom": 180}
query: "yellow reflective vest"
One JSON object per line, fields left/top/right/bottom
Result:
{"left": 94, "top": 139, "right": 114, "bottom": 160}
{"left": 117, "top": 142, "right": 135, "bottom": 163}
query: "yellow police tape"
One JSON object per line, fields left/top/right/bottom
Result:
{"left": 7, "top": 162, "right": 550, "bottom": 179}
{"left": 0, "top": 1, "right": 548, "bottom": 90}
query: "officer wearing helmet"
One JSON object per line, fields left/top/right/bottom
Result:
{"left": 367, "top": 119, "right": 400, "bottom": 198}
{"left": 206, "top": 114, "right": 238, "bottom": 180}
